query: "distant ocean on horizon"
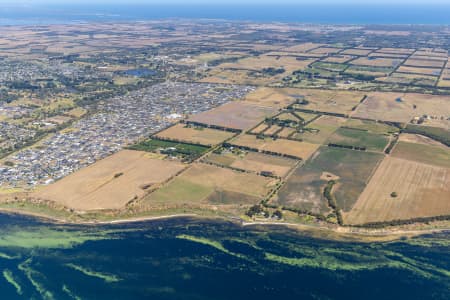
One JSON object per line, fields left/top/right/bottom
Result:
{"left": 0, "top": 4, "right": 450, "bottom": 25}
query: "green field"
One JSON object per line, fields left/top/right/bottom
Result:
{"left": 275, "top": 147, "right": 384, "bottom": 214}
{"left": 404, "top": 124, "right": 450, "bottom": 146}
{"left": 127, "top": 139, "right": 210, "bottom": 161}
{"left": 392, "top": 141, "right": 450, "bottom": 168}
{"left": 292, "top": 116, "right": 344, "bottom": 144}
{"left": 343, "top": 119, "right": 399, "bottom": 135}
{"left": 311, "top": 62, "right": 348, "bottom": 72}
{"left": 327, "top": 127, "right": 390, "bottom": 152}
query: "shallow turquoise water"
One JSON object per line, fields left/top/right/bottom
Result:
{"left": 0, "top": 213, "right": 448, "bottom": 299}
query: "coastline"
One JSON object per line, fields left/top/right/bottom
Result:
{"left": 0, "top": 206, "right": 447, "bottom": 242}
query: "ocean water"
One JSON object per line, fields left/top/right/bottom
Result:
{"left": 0, "top": 213, "right": 448, "bottom": 299}
{"left": 0, "top": 4, "right": 450, "bottom": 25}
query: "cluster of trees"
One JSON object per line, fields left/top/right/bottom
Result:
{"left": 358, "top": 215, "right": 450, "bottom": 229}
{"left": 245, "top": 204, "right": 283, "bottom": 220}
{"left": 328, "top": 143, "right": 366, "bottom": 151}
{"left": 323, "top": 180, "right": 343, "bottom": 225}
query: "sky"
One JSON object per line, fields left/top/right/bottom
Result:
{"left": 1, "top": 0, "right": 449, "bottom": 5}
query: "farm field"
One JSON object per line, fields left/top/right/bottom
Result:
{"left": 391, "top": 141, "right": 450, "bottom": 168}
{"left": 243, "top": 87, "right": 298, "bottom": 108}
{"left": 273, "top": 147, "right": 384, "bottom": 214}
{"left": 321, "top": 55, "right": 354, "bottom": 63}
{"left": 188, "top": 101, "right": 278, "bottom": 131}
{"left": 127, "top": 138, "right": 210, "bottom": 161}
{"left": 343, "top": 119, "right": 399, "bottom": 135}
{"left": 403, "top": 58, "right": 446, "bottom": 68}
{"left": 142, "top": 162, "right": 277, "bottom": 207}
{"left": 154, "top": 123, "right": 236, "bottom": 146}
{"left": 396, "top": 66, "right": 442, "bottom": 76}
{"left": 281, "top": 42, "right": 323, "bottom": 53}
{"left": 33, "top": 150, "right": 186, "bottom": 210}
{"left": 350, "top": 57, "right": 403, "bottom": 67}
{"left": 205, "top": 150, "right": 297, "bottom": 178}
{"left": 216, "top": 54, "right": 314, "bottom": 75}
{"left": 326, "top": 127, "right": 390, "bottom": 152}
{"left": 345, "top": 157, "right": 450, "bottom": 225}
{"left": 354, "top": 92, "right": 450, "bottom": 125}
{"left": 230, "top": 134, "right": 320, "bottom": 160}
{"left": 292, "top": 115, "right": 346, "bottom": 144}
{"left": 291, "top": 89, "right": 366, "bottom": 114}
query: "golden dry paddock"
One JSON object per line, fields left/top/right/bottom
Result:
{"left": 230, "top": 134, "right": 320, "bottom": 160}
{"left": 354, "top": 92, "right": 450, "bottom": 127}
{"left": 155, "top": 123, "right": 236, "bottom": 146}
{"left": 34, "top": 150, "right": 185, "bottom": 211}
{"left": 345, "top": 156, "right": 450, "bottom": 225}
{"left": 188, "top": 101, "right": 278, "bottom": 131}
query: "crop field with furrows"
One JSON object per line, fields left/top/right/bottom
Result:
{"left": 154, "top": 123, "right": 236, "bottom": 146}
{"left": 142, "top": 163, "right": 277, "bottom": 207}
{"left": 291, "top": 115, "right": 346, "bottom": 144}
{"left": 230, "top": 134, "right": 320, "bottom": 160}
{"left": 273, "top": 147, "right": 384, "bottom": 214}
{"left": 345, "top": 156, "right": 450, "bottom": 225}
{"left": 326, "top": 127, "right": 390, "bottom": 152}
{"left": 188, "top": 101, "right": 278, "bottom": 131}
{"left": 33, "top": 150, "right": 186, "bottom": 210}
{"left": 205, "top": 151, "right": 297, "bottom": 178}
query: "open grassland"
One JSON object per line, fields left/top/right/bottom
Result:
{"left": 351, "top": 57, "right": 403, "bottom": 68}
{"left": 281, "top": 42, "right": 323, "bottom": 53}
{"left": 321, "top": 55, "right": 354, "bottom": 63}
{"left": 205, "top": 151, "right": 297, "bottom": 178}
{"left": 230, "top": 134, "right": 320, "bottom": 160}
{"left": 378, "top": 72, "right": 439, "bottom": 86}
{"left": 345, "top": 157, "right": 450, "bottom": 225}
{"left": 274, "top": 147, "right": 384, "bottom": 214}
{"left": 154, "top": 123, "right": 236, "bottom": 146}
{"left": 188, "top": 101, "right": 277, "bottom": 131}
{"left": 391, "top": 141, "right": 450, "bottom": 168}
{"left": 217, "top": 54, "right": 314, "bottom": 75}
{"left": 340, "top": 48, "right": 373, "bottom": 56}
{"left": 344, "top": 65, "right": 393, "bottom": 77}
{"left": 396, "top": 66, "right": 442, "bottom": 76}
{"left": 292, "top": 115, "right": 346, "bottom": 144}
{"left": 326, "top": 127, "right": 390, "bottom": 152}
{"left": 308, "top": 47, "right": 342, "bottom": 55}
{"left": 243, "top": 87, "right": 300, "bottom": 108}
{"left": 34, "top": 150, "right": 185, "bottom": 210}
{"left": 292, "top": 89, "right": 366, "bottom": 114}
{"left": 403, "top": 58, "right": 446, "bottom": 68}
{"left": 142, "top": 163, "right": 277, "bottom": 207}
{"left": 354, "top": 92, "right": 450, "bottom": 125}
{"left": 343, "top": 119, "right": 399, "bottom": 135}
